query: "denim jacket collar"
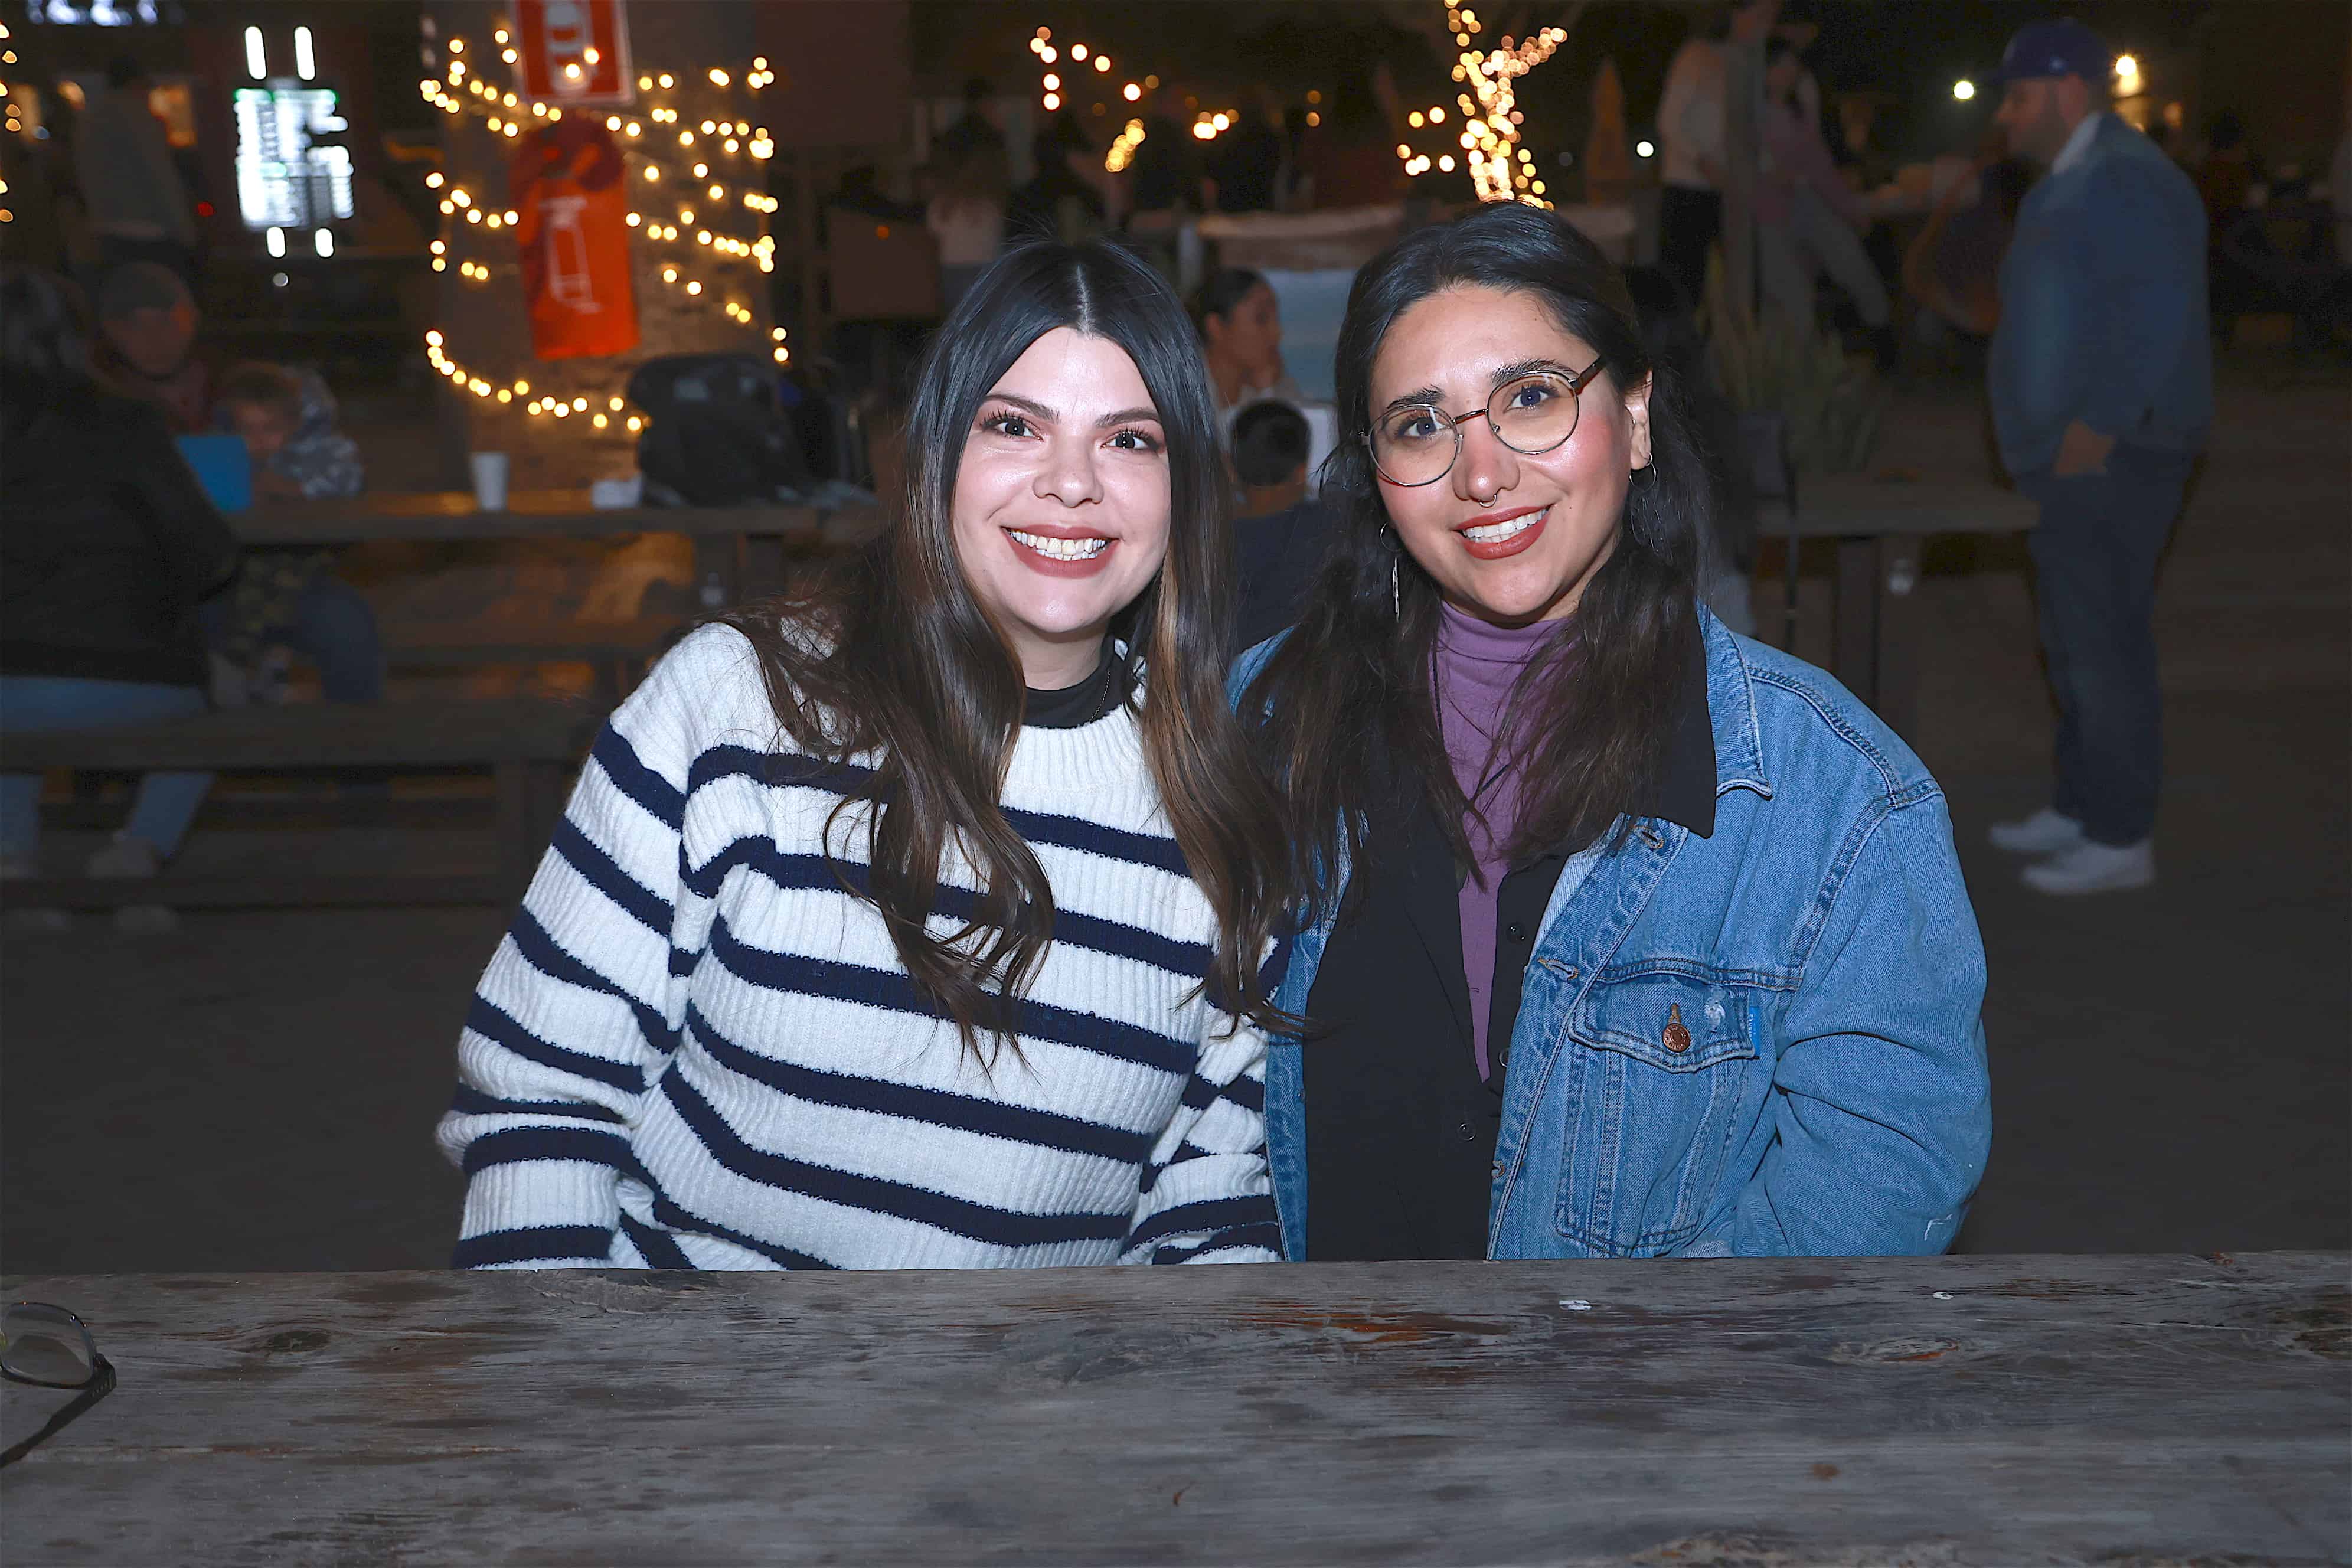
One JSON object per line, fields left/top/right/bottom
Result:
{"left": 1703, "top": 607, "right": 1773, "bottom": 803}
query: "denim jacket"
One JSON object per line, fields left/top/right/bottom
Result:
{"left": 1231, "top": 607, "right": 1991, "bottom": 1261}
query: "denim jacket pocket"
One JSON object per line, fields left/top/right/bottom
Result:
{"left": 1551, "top": 967, "right": 1762, "bottom": 1259}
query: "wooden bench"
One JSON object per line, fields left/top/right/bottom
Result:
{"left": 0, "top": 698, "right": 606, "bottom": 909}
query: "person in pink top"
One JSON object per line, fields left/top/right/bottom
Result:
{"left": 1756, "top": 40, "right": 1892, "bottom": 357}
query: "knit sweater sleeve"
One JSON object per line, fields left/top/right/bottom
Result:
{"left": 1119, "top": 1010, "right": 1283, "bottom": 1264}
{"left": 435, "top": 631, "right": 730, "bottom": 1268}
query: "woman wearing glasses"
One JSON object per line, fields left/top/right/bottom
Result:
{"left": 1232, "top": 204, "right": 1990, "bottom": 1262}
{"left": 439, "top": 239, "right": 1294, "bottom": 1270}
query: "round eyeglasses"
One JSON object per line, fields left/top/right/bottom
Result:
{"left": 1364, "top": 357, "right": 1607, "bottom": 488}
{"left": 1, "top": 1301, "right": 115, "bottom": 1466}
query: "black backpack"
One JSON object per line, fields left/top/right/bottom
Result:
{"left": 625, "top": 354, "right": 812, "bottom": 506}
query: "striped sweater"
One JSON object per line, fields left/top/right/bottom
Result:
{"left": 435, "top": 625, "right": 1282, "bottom": 1270}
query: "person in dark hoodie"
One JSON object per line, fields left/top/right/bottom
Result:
{"left": 0, "top": 266, "right": 239, "bottom": 921}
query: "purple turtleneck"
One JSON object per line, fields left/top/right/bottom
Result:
{"left": 1435, "top": 602, "right": 1572, "bottom": 1079}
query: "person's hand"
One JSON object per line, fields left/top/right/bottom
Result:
{"left": 2052, "top": 420, "right": 2115, "bottom": 478}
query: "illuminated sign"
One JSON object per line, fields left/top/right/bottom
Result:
{"left": 233, "top": 86, "right": 353, "bottom": 230}
{"left": 516, "top": 0, "right": 632, "bottom": 107}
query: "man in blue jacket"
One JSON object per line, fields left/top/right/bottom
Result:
{"left": 1984, "top": 19, "right": 2211, "bottom": 896}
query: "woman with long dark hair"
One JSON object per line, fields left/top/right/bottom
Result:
{"left": 440, "top": 239, "right": 1294, "bottom": 1270}
{"left": 1234, "top": 204, "right": 1990, "bottom": 1262}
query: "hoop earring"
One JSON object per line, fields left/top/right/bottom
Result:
{"left": 1390, "top": 552, "right": 1401, "bottom": 617}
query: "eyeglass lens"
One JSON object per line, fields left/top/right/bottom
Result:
{"left": 1370, "top": 371, "right": 1585, "bottom": 486}
{"left": 2, "top": 1302, "right": 95, "bottom": 1387}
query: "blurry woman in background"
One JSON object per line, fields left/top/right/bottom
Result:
{"left": 439, "top": 240, "right": 1295, "bottom": 1272}
{"left": 1233, "top": 205, "right": 1989, "bottom": 1263}
{"left": 1194, "top": 267, "right": 1301, "bottom": 424}
{"left": 0, "top": 266, "right": 238, "bottom": 927}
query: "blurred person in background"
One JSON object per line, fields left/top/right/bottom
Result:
{"left": 92, "top": 261, "right": 210, "bottom": 432}
{"left": 1194, "top": 267, "right": 1301, "bottom": 424}
{"left": 0, "top": 267, "right": 237, "bottom": 929}
{"left": 205, "top": 362, "right": 381, "bottom": 709}
{"left": 1984, "top": 19, "right": 2211, "bottom": 897}
{"left": 1657, "top": 0, "right": 1776, "bottom": 310}
{"left": 1301, "top": 68, "right": 1403, "bottom": 211}
{"left": 1208, "top": 86, "right": 1289, "bottom": 215}
{"left": 1756, "top": 38, "right": 1894, "bottom": 367}
{"left": 1902, "top": 133, "right": 2033, "bottom": 341}
{"left": 73, "top": 55, "right": 198, "bottom": 289}
{"left": 926, "top": 141, "right": 1010, "bottom": 315}
{"left": 1005, "top": 115, "right": 1108, "bottom": 244}
{"left": 932, "top": 76, "right": 1005, "bottom": 164}
{"left": 1125, "top": 82, "right": 1213, "bottom": 224}
{"left": 2191, "top": 112, "right": 2255, "bottom": 236}
{"left": 1227, "top": 400, "right": 1335, "bottom": 654}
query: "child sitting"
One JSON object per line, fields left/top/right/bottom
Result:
{"left": 1227, "top": 400, "right": 1334, "bottom": 655}
{"left": 208, "top": 362, "right": 381, "bottom": 705}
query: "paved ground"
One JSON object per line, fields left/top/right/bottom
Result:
{"left": 4, "top": 348, "right": 2345, "bottom": 1274}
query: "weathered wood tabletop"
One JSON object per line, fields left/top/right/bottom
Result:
{"left": 2, "top": 1252, "right": 2343, "bottom": 1566}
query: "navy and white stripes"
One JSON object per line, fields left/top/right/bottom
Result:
{"left": 436, "top": 625, "right": 1281, "bottom": 1270}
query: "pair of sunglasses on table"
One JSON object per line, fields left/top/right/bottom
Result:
{"left": 1, "top": 1302, "right": 115, "bottom": 1466}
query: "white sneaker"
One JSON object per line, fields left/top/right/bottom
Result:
{"left": 85, "top": 834, "right": 162, "bottom": 879}
{"left": 1988, "top": 808, "right": 2088, "bottom": 856}
{"left": 2021, "top": 838, "right": 2155, "bottom": 896}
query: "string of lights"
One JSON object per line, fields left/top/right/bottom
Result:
{"left": 1, "top": 21, "right": 20, "bottom": 221}
{"left": 1025, "top": 27, "right": 1248, "bottom": 174}
{"left": 1020, "top": 21, "right": 1529, "bottom": 201}
{"left": 1436, "top": 4, "right": 1564, "bottom": 207}
{"left": 418, "top": 24, "right": 786, "bottom": 430}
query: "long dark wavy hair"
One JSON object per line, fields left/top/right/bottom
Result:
{"left": 1241, "top": 204, "right": 1716, "bottom": 912}
{"left": 722, "top": 239, "right": 1293, "bottom": 1060}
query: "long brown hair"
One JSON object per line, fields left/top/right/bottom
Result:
{"left": 723, "top": 239, "right": 1293, "bottom": 1059}
{"left": 1242, "top": 204, "right": 1714, "bottom": 912}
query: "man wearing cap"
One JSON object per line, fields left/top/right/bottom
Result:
{"left": 1982, "top": 18, "right": 2211, "bottom": 896}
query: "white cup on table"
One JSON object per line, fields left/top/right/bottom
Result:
{"left": 469, "top": 452, "right": 510, "bottom": 512}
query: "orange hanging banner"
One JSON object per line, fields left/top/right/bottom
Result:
{"left": 515, "top": 0, "right": 633, "bottom": 107}
{"left": 511, "top": 120, "right": 639, "bottom": 361}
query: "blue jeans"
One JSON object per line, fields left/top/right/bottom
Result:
{"left": 0, "top": 677, "right": 212, "bottom": 861}
{"left": 201, "top": 571, "right": 385, "bottom": 704}
{"left": 2018, "top": 444, "right": 2194, "bottom": 847}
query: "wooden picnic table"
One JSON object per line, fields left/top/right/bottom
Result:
{"left": 241, "top": 488, "right": 887, "bottom": 605}
{"left": 249, "top": 479, "right": 2028, "bottom": 738}
{"left": 1789, "top": 472, "right": 2038, "bottom": 740}
{"left": 2, "top": 1251, "right": 2342, "bottom": 1565}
